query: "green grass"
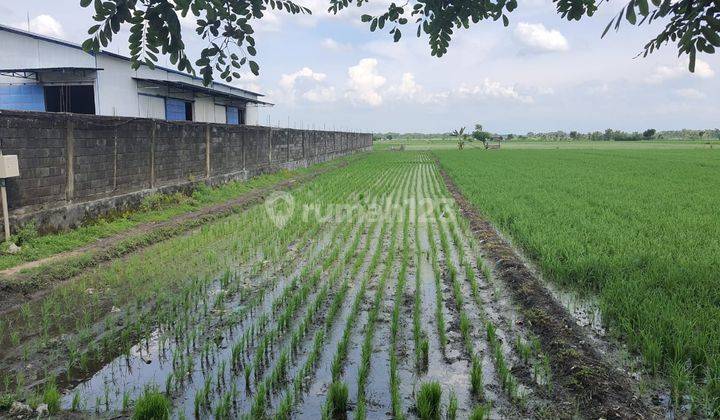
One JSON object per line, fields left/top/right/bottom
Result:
{"left": 447, "top": 390, "right": 457, "bottom": 420}
{"left": 437, "top": 147, "right": 720, "bottom": 413}
{"left": 375, "top": 137, "right": 719, "bottom": 152}
{"left": 468, "top": 404, "right": 490, "bottom": 420}
{"left": 0, "top": 157, "right": 350, "bottom": 272}
{"left": 327, "top": 381, "right": 349, "bottom": 419}
{"left": 374, "top": 138, "right": 485, "bottom": 151}
{"left": 416, "top": 381, "right": 442, "bottom": 420}
{"left": 132, "top": 388, "right": 170, "bottom": 420}
{"left": 42, "top": 382, "right": 60, "bottom": 415}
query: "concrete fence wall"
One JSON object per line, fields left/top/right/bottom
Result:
{"left": 0, "top": 110, "right": 371, "bottom": 232}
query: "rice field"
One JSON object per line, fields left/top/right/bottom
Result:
{"left": 0, "top": 152, "right": 564, "bottom": 418}
{"left": 1, "top": 147, "right": 717, "bottom": 418}
{"left": 437, "top": 147, "right": 720, "bottom": 416}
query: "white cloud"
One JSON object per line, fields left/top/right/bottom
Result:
{"left": 695, "top": 59, "right": 715, "bottom": 78}
{"left": 387, "top": 72, "right": 448, "bottom": 104}
{"left": 586, "top": 83, "right": 610, "bottom": 95}
{"left": 273, "top": 67, "right": 334, "bottom": 104}
{"left": 457, "top": 79, "right": 534, "bottom": 104}
{"left": 279, "top": 67, "right": 327, "bottom": 90}
{"left": 321, "top": 38, "right": 352, "bottom": 52}
{"left": 397, "top": 73, "right": 423, "bottom": 97}
{"left": 675, "top": 88, "right": 706, "bottom": 100}
{"left": 229, "top": 71, "right": 263, "bottom": 94}
{"left": 254, "top": 11, "right": 282, "bottom": 32}
{"left": 303, "top": 86, "right": 337, "bottom": 102}
{"left": 647, "top": 58, "right": 715, "bottom": 83}
{"left": 345, "top": 58, "right": 386, "bottom": 107}
{"left": 14, "top": 14, "right": 64, "bottom": 38}
{"left": 514, "top": 22, "right": 569, "bottom": 52}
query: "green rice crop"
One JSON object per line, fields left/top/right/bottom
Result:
{"left": 468, "top": 403, "right": 491, "bottom": 420}
{"left": 42, "top": 381, "right": 60, "bottom": 415}
{"left": 132, "top": 388, "right": 170, "bottom": 420}
{"left": 327, "top": 381, "right": 349, "bottom": 419}
{"left": 447, "top": 390, "right": 458, "bottom": 420}
{"left": 416, "top": 381, "right": 442, "bottom": 420}
{"left": 437, "top": 148, "right": 720, "bottom": 410}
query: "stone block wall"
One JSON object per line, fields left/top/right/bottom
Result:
{"left": 0, "top": 110, "right": 371, "bottom": 232}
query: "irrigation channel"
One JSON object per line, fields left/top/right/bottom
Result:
{"left": 3, "top": 152, "right": 568, "bottom": 418}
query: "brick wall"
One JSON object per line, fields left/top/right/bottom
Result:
{"left": 0, "top": 110, "right": 371, "bottom": 232}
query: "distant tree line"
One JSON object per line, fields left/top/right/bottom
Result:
{"left": 373, "top": 129, "right": 720, "bottom": 142}
{"left": 519, "top": 128, "right": 720, "bottom": 142}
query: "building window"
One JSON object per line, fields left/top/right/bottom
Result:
{"left": 0, "top": 85, "right": 46, "bottom": 112}
{"left": 165, "top": 98, "right": 193, "bottom": 121}
{"left": 44, "top": 85, "right": 96, "bottom": 114}
{"left": 226, "top": 106, "right": 239, "bottom": 124}
{"left": 225, "top": 106, "right": 246, "bottom": 125}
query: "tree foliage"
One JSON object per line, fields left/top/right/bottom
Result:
{"left": 472, "top": 124, "right": 492, "bottom": 143}
{"left": 81, "top": 0, "right": 720, "bottom": 84}
{"left": 81, "top": 0, "right": 311, "bottom": 84}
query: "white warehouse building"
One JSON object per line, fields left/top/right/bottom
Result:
{"left": 0, "top": 24, "right": 270, "bottom": 124}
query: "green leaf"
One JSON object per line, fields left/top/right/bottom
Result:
{"left": 625, "top": 2, "right": 636, "bottom": 25}
{"left": 81, "top": 38, "right": 95, "bottom": 52}
{"left": 249, "top": 60, "right": 260, "bottom": 76}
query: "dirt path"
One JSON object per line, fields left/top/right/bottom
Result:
{"left": 437, "top": 164, "right": 657, "bottom": 419}
{"left": 0, "top": 158, "right": 352, "bottom": 313}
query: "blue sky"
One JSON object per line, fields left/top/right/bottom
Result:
{"left": 1, "top": 0, "right": 719, "bottom": 133}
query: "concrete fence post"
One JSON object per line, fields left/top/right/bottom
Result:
{"left": 205, "top": 124, "right": 211, "bottom": 179}
{"left": 241, "top": 128, "right": 246, "bottom": 172}
{"left": 150, "top": 121, "right": 156, "bottom": 189}
{"left": 286, "top": 129, "right": 290, "bottom": 163}
{"left": 268, "top": 127, "right": 273, "bottom": 163}
{"left": 65, "top": 117, "right": 74, "bottom": 203}
{"left": 113, "top": 129, "right": 118, "bottom": 191}
{"left": 301, "top": 129, "right": 306, "bottom": 161}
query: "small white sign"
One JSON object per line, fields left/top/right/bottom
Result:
{"left": 0, "top": 155, "right": 19, "bottom": 178}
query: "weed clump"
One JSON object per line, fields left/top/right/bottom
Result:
{"left": 447, "top": 390, "right": 458, "bottom": 420}
{"left": 469, "top": 404, "right": 491, "bottom": 420}
{"left": 470, "top": 355, "right": 484, "bottom": 398}
{"left": 132, "top": 388, "right": 170, "bottom": 420}
{"left": 327, "top": 381, "right": 349, "bottom": 419}
{"left": 416, "top": 381, "right": 442, "bottom": 420}
{"left": 419, "top": 338, "right": 429, "bottom": 371}
{"left": 42, "top": 382, "right": 60, "bottom": 415}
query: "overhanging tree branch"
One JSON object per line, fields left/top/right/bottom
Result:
{"left": 81, "top": 0, "right": 720, "bottom": 84}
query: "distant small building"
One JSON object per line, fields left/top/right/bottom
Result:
{"left": 0, "top": 24, "right": 270, "bottom": 124}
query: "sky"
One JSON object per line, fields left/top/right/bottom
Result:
{"left": 1, "top": 0, "right": 719, "bottom": 134}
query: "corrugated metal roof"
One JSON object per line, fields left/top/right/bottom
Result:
{"left": 0, "top": 67, "right": 102, "bottom": 72}
{"left": 0, "top": 23, "right": 264, "bottom": 98}
{"left": 134, "top": 78, "right": 274, "bottom": 106}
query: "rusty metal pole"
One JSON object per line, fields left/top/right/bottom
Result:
{"left": 1, "top": 179, "right": 9, "bottom": 242}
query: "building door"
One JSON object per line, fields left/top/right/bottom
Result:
{"left": 165, "top": 98, "right": 193, "bottom": 121}
{"left": 44, "top": 85, "right": 96, "bottom": 114}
